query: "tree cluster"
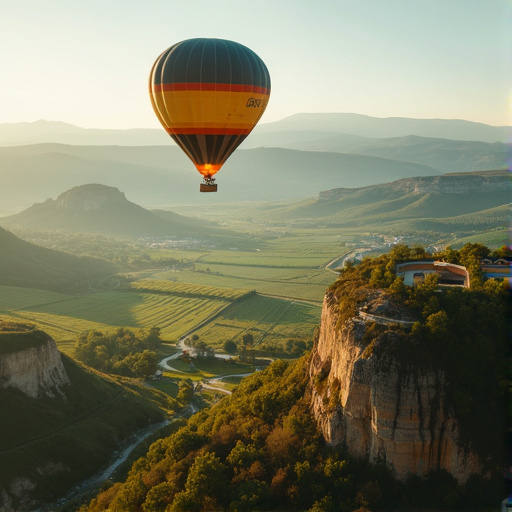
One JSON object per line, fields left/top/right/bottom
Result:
{"left": 84, "top": 356, "right": 501, "bottom": 512}
{"left": 74, "top": 327, "right": 161, "bottom": 378}
{"left": 259, "top": 338, "right": 313, "bottom": 358}
{"left": 184, "top": 334, "right": 215, "bottom": 358}
{"left": 82, "top": 244, "right": 507, "bottom": 511}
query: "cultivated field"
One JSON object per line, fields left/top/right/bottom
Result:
{"left": 0, "top": 285, "right": 237, "bottom": 353}
{"left": 128, "top": 278, "right": 252, "bottom": 300}
{"left": 0, "top": 282, "right": 322, "bottom": 356}
{"left": 150, "top": 266, "right": 333, "bottom": 302}
{"left": 0, "top": 228, "right": 342, "bottom": 356}
{"left": 192, "top": 294, "right": 321, "bottom": 351}
{"left": 132, "top": 229, "right": 343, "bottom": 302}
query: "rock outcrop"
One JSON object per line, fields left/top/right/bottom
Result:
{"left": 53, "top": 183, "right": 127, "bottom": 212}
{"left": 0, "top": 329, "right": 69, "bottom": 398}
{"left": 309, "top": 291, "right": 482, "bottom": 483}
{"left": 319, "top": 172, "right": 511, "bottom": 199}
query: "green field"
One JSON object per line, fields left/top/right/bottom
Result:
{"left": 0, "top": 229, "right": 341, "bottom": 357}
{"left": 0, "top": 286, "right": 237, "bottom": 351}
{"left": 150, "top": 264, "right": 335, "bottom": 302}
{"left": 0, "top": 282, "right": 322, "bottom": 356}
{"left": 128, "top": 278, "right": 252, "bottom": 300}
{"left": 193, "top": 294, "right": 321, "bottom": 351}
{"left": 131, "top": 229, "right": 343, "bottom": 302}
{"left": 167, "top": 356, "right": 253, "bottom": 377}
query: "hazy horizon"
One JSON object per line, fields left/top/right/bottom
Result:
{"left": 1, "top": 0, "right": 510, "bottom": 130}
{"left": 1, "top": 110, "right": 511, "bottom": 130}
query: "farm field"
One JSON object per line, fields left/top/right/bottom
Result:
{"left": 192, "top": 293, "right": 321, "bottom": 352}
{"left": 0, "top": 229, "right": 339, "bottom": 358}
{"left": 0, "top": 282, "right": 322, "bottom": 356}
{"left": 127, "top": 279, "right": 252, "bottom": 301}
{"left": 135, "top": 229, "right": 344, "bottom": 301}
{"left": 150, "top": 265, "right": 335, "bottom": 302}
{"left": 0, "top": 285, "right": 236, "bottom": 353}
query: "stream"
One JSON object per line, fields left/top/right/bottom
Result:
{"left": 44, "top": 420, "right": 171, "bottom": 510}
{"left": 50, "top": 344, "right": 254, "bottom": 507}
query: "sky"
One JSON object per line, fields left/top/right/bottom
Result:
{"left": 0, "top": 0, "right": 510, "bottom": 129}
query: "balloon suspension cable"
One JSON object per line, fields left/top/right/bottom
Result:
{"left": 203, "top": 176, "right": 216, "bottom": 186}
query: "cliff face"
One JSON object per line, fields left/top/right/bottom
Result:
{"left": 309, "top": 291, "right": 481, "bottom": 483}
{"left": 0, "top": 330, "right": 69, "bottom": 398}
{"left": 319, "top": 172, "right": 511, "bottom": 200}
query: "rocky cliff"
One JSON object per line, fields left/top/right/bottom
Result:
{"left": 319, "top": 172, "right": 511, "bottom": 200}
{"left": 53, "top": 183, "right": 128, "bottom": 212}
{"left": 309, "top": 290, "right": 482, "bottom": 483}
{"left": 0, "top": 329, "right": 69, "bottom": 398}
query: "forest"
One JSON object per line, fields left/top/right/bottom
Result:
{"left": 81, "top": 244, "right": 509, "bottom": 511}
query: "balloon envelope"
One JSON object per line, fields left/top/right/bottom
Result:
{"left": 149, "top": 38, "right": 271, "bottom": 190}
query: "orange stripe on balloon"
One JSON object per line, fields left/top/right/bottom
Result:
{"left": 166, "top": 127, "right": 252, "bottom": 135}
{"left": 153, "top": 83, "right": 270, "bottom": 95}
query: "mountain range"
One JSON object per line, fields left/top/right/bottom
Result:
{"left": 246, "top": 170, "right": 511, "bottom": 236}
{"left": 0, "top": 114, "right": 508, "bottom": 212}
{"left": 1, "top": 114, "right": 510, "bottom": 146}
{"left": 0, "top": 144, "right": 442, "bottom": 211}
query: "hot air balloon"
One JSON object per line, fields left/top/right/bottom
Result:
{"left": 149, "top": 38, "right": 271, "bottom": 192}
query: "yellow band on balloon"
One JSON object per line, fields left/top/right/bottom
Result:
{"left": 150, "top": 90, "right": 269, "bottom": 130}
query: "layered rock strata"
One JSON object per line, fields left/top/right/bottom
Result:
{"left": 0, "top": 330, "right": 69, "bottom": 398}
{"left": 309, "top": 291, "right": 481, "bottom": 483}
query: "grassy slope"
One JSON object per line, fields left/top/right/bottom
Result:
{"left": 0, "top": 354, "right": 170, "bottom": 507}
{"left": 0, "top": 226, "right": 115, "bottom": 292}
{"left": 0, "top": 283, "right": 322, "bottom": 354}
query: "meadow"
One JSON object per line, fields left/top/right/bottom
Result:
{"left": 0, "top": 225, "right": 346, "bottom": 358}
{"left": 0, "top": 282, "right": 322, "bottom": 357}
{"left": 0, "top": 285, "right": 238, "bottom": 354}
{"left": 192, "top": 294, "right": 320, "bottom": 351}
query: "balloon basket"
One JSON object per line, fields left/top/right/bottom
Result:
{"left": 200, "top": 183, "right": 218, "bottom": 192}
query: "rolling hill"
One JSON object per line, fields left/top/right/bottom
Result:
{"left": 0, "top": 143, "right": 441, "bottom": 211}
{"left": 0, "top": 225, "right": 115, "bottom": 291}
{"left": 0, "top": 119, "right": 169, "bottom": 146}
{"left": 260, "top": 134, "right": 508, "bottom": 173}
{"left": 249, "top": 113, "right": 511, "bottom": 142}
{"left": 0, "top": 183, "right": 215, "bottom": 238}
{"left": 250, "top": 170, "right": 511, "bottom": 236}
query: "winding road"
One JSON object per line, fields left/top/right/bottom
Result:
{"left": 158, "top": 339, "right": 255, "bottom": 394}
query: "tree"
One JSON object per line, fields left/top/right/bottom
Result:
{"left": 171, "top": 452, "right": 228, "bottom": 511}
{"left": 195, "top": 340, "right": 208, "bottom": 358}
{"left": 177, "top": 380, "right": 194, "bottom": 404}
{"left": 239, "top": 333, "right": 255, "bottom": 364}
{"left": 131, "top": 350, "right": 158, "bottom": 378}
{"left": 142, "top": 481, "right": 177, "bottom": 511}
{"left": 223, "top": 339, "right": 238, "bottom": 355}
{"left": 142, "top": 327, "right": 161, "bottom": 349}
{"left": 242, "top": 333, "right": 254, "bottom": 347}
{"left": 93, "top": 345, "right": 110, "bottom": 372}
